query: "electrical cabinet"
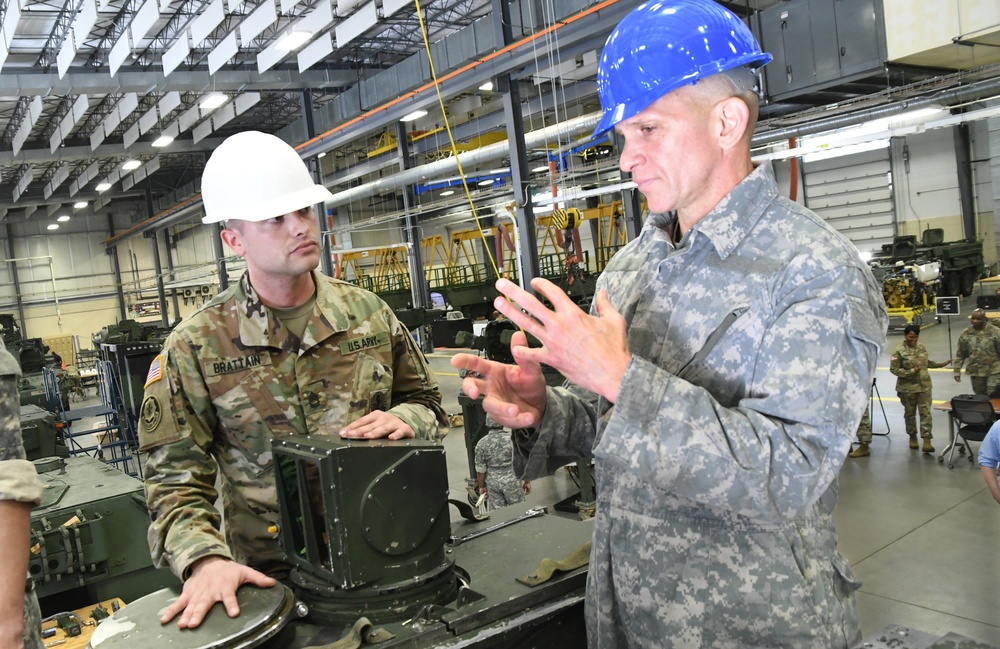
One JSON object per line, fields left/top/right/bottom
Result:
{"left": 759, "top": 0, "right": 887, "bottom": 100}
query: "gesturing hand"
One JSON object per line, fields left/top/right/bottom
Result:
{"left": 492, "top": 278, "right": 630, "bottom": 403}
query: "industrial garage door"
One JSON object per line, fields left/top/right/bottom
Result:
{"left": 801, "top": 146, "right": 895, "bottom": 256}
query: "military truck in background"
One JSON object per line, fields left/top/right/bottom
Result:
{"left": 870, "top": 229, "right": 986, "bottom": 297}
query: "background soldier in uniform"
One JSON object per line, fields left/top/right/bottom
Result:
{"left": 953, "top": 308, "right": 1000, "bottom": 395}
{"left": 452, "top": 1, "right": 887, "bottom": 647}
{"left": 0, "top": 338, "right": 44, "bottom": 649}
{"left": 139, "top": 131, "right": 447, "bottom": 630}
{"left": 849, "top": 405, "right": 874, "bottom": 458}
{"left": 474, "top": 415, "right": 530, "bottom": 510}
{"left": 891, "top": 323, "right": 951, "bottom": 454}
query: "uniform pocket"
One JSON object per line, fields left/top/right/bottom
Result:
{"left": 214, "top": 370, "right": 291, "bottom": 473}
{"left": 350, "top": 351, "right": 394, "bottom": 417}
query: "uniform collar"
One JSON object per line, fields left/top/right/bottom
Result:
{"left": 235, "top": 271, "right": 347, "bottom": 351}
{"left": 644, "top": 162, "right": 777, "bottom": 258}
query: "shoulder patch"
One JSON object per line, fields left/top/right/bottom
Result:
{"left": 144, "top": 354, "right": 164, "bottom": 388}
{"left": 140, "top": 395, "right": 163, "bottom": 433}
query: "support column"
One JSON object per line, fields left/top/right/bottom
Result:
{"left": 954, "top": 124, "right": 976, "bottom": 240}
{"left": 106, "top": 214, "right": 127, "bottom": 322}
{"left": 146, "top": 188, "right": 170, "bottom": 328}
{"left": 164, "top": 230, "right": 181, "bottom": 323}
{"left": 4, "top": 223, "right": 27, "bottom": 332}
{"left": 213, "top": 222, "right": 229, "bottom": 292}
{"left": 395, "top": 121, "right": 432, "bottom": 352}
{"left": 493, "top": 0, "right": 540, "bottom": 288}
{"left": 303, "top": 90, "right": 334, "bottom": 278}
{"left": 612, "top": 132, "right": 642, "bottom": 239}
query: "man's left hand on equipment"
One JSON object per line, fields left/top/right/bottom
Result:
{"left": 339, "top": 410, "right": 415, "bottom": 439}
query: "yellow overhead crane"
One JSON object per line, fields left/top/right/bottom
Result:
{"left": 536, "top": 201, "right": 635, "bottom": 274}
{"left": 337, "top": 245, "right": 410, "bottom": 293}
{"left": 367, "top": 130, "right": 506, "bottom": 160}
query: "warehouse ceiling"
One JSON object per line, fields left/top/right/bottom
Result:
{"left": 1, "top": 0, "right": 998, "bottom": 239}
{"left": 0, "top": 0, "right": 499, "bottom": 226}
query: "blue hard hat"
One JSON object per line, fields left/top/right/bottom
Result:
{"left": 593, "top": 0, "right": 772, "bottom": 137}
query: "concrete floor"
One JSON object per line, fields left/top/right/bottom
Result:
{"left": 426, "top": 295, "right": 1000, "bottom": 645}
{"left": 63, "top": 296, "right": 1000, "bottom": 644}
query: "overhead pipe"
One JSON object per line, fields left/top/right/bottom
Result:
{"left": 753, "top": 76, "right": 1000, "bottom": 146}
{"left": 325, "top": 112, "right": 601, "bottom": 209}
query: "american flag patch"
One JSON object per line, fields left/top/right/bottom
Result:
{"left": 144, "top": 354, "right": 164, "bottom": 388}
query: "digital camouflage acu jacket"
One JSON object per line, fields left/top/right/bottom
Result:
{"left": 515, "top": 163, "right": 888, "bottom": 649}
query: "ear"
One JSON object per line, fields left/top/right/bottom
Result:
{"left": 714, "top": 97, "right": 750, "bottom": 150}
{"left": 220, "top": 226, "right": 246, "bottom": 257}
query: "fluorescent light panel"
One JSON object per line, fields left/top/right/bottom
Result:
{"left": 275, "top": 30, "right": 312, "bottom": 51}
{"left": 199, "top": 93, "right": 228, "bottom": 109}
{"left": 400, "top": 109, "right": 427, "bottom": 122}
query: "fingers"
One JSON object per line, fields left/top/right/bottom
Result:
{"left": 159, "top": 594, "right": 188, "bottom": 624}
{"left": 221, "top": 589, "right": 241, "bottom": 619}
{"left": 340, "top": 411, "right": 414, "bottom": 439}
{"left": 528, "top": 277, "right": 580, "bottom": 312}
{"left": 480, "top": 394, "right": 537, "bottom": 428}
{"left": 247, "top": 572, "right": 277, "bottom": 588}
{"left": 593, "top": 289, "right": 621, "bottom": 320}
{"left": 177, "top": 592, "right": 224, "bottom": 629}
{"left": 451, "top": 352, "right": 487, "bottom": 373}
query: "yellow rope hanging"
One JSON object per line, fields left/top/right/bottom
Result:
{"left": 412, "top": 0, "right": 502, "bottom": 281}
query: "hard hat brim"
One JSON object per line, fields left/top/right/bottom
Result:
{"left": 202, "top": 183, "right": 333, "bottom": 224}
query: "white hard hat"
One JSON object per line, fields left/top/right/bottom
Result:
{"left": 201, "top": 131, "right": 333, "bottom": 224}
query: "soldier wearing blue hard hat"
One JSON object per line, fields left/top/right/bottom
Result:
{"left": 452, "top": 1, "right": 887, "bottom": 647}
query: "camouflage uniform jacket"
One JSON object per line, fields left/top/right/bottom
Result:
{"left": 139, "top": 271, "right": 446, "bottom": 579}
{"left": 514, "top": 164, "right": 887, "bottom": 648}
{"left": 0, "top": 341, "right": 43, "bottom": 505}
{"left": 890, "top": 341, "right": 945, "bottom": 394}
{"left": 953, "top": 325, "right": 1000, "bottom": 378}
{"left": 0, "top": 339, "right": 44, "bottom": 649}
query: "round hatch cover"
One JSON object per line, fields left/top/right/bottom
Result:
{"left": 88, "top": 584, "right": 297, "bottom": 649}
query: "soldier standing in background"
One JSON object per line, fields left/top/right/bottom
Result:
{"left": 0, "top": 338, "right": 44, "bottom": 649}
{"left": 848, "top": 405, "right": 874, "bottom": 458}
{"left": 953, "top": 308, "right": 1000, "bottom": 395}
{"left": 138, "top": 131, "right": 446, "bottom": 631}
{"left": 474, "top": 415, "right": 530, "bottom": 510}
{"left": 891, "top": 324, "right": 951, "bottom": 454}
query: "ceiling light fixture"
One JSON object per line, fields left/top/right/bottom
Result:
{"left": 152, "top": 135, "right": 174, "bottom": 147}
{"left": 73, "top": 201, "right": 87, "bottom": 209}
{"left": 122, "top": 159, "right": 142, "bottom": 170}
{"left": 479, "top": 81, "right": 493, "bottom": 92}
{"left": 199, "top": 93, "right": 227, "bottom": 109}
{"left": 276, "top": 30, "right": 312, "bottom": 52}
{"left": 47, "top": 224, "right": 59, "bottom": 230}
{"left": 440, "top": 190, "right": 455, "bottom": 196}
{"left": 400, "top": 109, "right": 428, "bottom": 122}
{"left": 477, "top": 179, "right": 495, "bottom": 187}
{"left": 56, "top": 215, "right": 71, "bottom": 222}
{"left": 318, "top": 152, "right": 327, "bottom": 158}
{"left": 531, "top": 165, "right": 549, "bottom": 173}
{"left": 95, "top": 182, "right": 112, "bottom": 192}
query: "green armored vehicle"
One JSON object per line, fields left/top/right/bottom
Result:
{"left": 29, "top": 456, "right": 179, "bottom": 612}
{"left": 872, "top": 229, "right": 985, "bottom": 297}
{"left": 20, "top": 405, "right": 67, "bottom": 461}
